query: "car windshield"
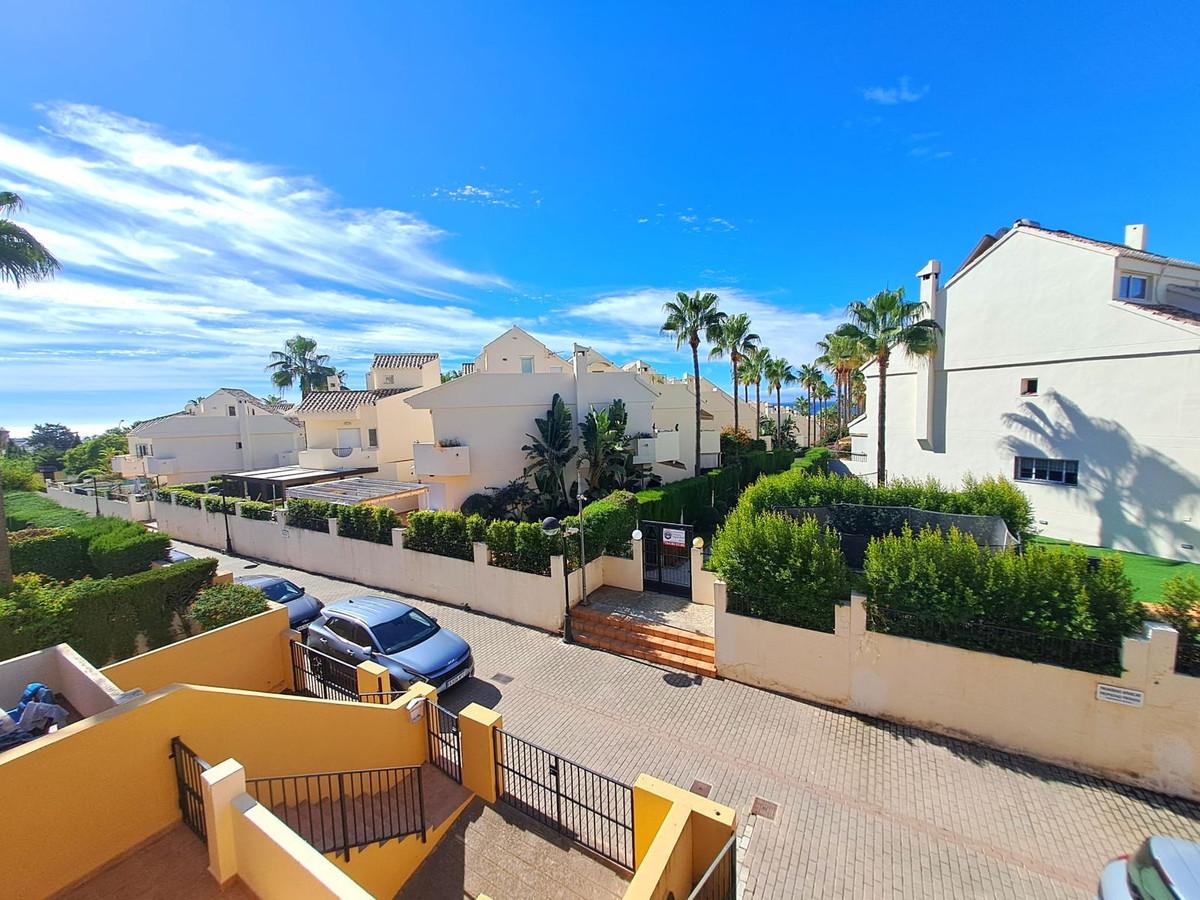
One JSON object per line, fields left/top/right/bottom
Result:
{"left": 1128, "top": 840, "right": 1181, "bottom": 900}
{"left": 260, "top": 580, "right": 304, "bottom": 603}
{"left": 372, "top": 609, "right": 439, "bottom": 654}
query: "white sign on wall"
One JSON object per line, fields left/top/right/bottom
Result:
{"left": 1095, "top": 684, "right": 1144, "bottom": 708}
{"left": 661, "top": 528, "right": 687, "bottom": 548}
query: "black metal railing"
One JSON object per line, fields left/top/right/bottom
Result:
{"left": 1177, "top": 641, "right": 1200, "bottom": 678}
{"left": 426, "top": 700, "right": 462, "bottom": 783}
{"left": 495, "top": 728, "right": 635, "bottom": 870}
{"left": 246, "top": 765, "right": 425, "bottom": 861}
{"left": 358, "top": 690, "right": 406, "bottom": 705}
{"left": 867, "top": 605, "right": 1124, "bottom": 675}
{"left": 290, "top": 641, "right": 360, "bottom": 702}
{"left": 688, "top": 834, "right": 737, "bottom": 900}
{"left": 171, "top": 736, "right": 211, "bottom": 842}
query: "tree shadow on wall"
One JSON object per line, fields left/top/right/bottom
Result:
{"left": 1000, "top": 391, "right": 1200, "bottom": 556}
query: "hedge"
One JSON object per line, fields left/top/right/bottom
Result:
{"left": 71, "top": 517, "right": 171, "bottom": 578}
{"left": 566, "top": 490, "right": 639, "bottom": 565}
{"left": 485, "top": 520, "right": 555, "bottom": 575}
{"left": 285, "top": 498, "right": 333, "bottom": 532}
{"left": 10, "top": 528, "right": 92, "bottom": 581}
{"left": 0, "top": 558, "right": 218, "bottom": 666}
{"left": 190, "top": 583, "right": 269, "bottom": 631}
{"left": 4, "top": 491, "right": 90, "bottom": 529}
{"left": 403, "top": 510, "right": 486, "bottom": 560}
{"left": 335, "top": 504, "right": 400, "bottom": 545}
{"left": 709, "top": 506, "right": 849, "bottom": 632}
{"left": 239, "top": 500, "right": 276, "bottom": 521}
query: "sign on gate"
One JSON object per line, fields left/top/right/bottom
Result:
{"left": 661, "top": 527, "right": 687, "bottom": 547}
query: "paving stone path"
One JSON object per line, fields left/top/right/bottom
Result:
{"left": 176, "top": 539, "right": 1200, "bottom": 899}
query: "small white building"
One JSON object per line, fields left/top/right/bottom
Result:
{"left": 112, "top": 388, "right": 306, "bottom": 485}
{"left": 849, "top": 220, "right": 1200, "bottom": 561}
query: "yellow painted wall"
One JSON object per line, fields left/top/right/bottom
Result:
{"left": 101, "top": 605, "right": 291, "bottom": 695}
{"left": 0, "top": 683, "right": 430, "bottom": 898}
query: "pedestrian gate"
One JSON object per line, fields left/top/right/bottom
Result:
{"left": 641, "top": 520, "right": 694, "bottom": 598}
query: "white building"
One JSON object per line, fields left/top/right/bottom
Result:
{"left": 849, "top": 220, "right": 1200, "bottom": 561}
{"left": 112, "top": 388, "right": 306, "bottom": 485}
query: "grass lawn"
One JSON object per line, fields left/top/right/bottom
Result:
{"left": 1031, "top": 536, "right": 1200, "bottom": 602}
{"left": 3, "top": 490, "right": 91, "bottom": 530}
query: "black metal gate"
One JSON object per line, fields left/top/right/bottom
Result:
{"left": 641, "top": 520, "right": 694, "bottom": 597}
{"left": 290, "top": 640, "right": 359, "bottom": 701}
{"left": 688, "top": 834, "right": 737, "bottom": 900}
{"left": 170, "top": 736, "right": 210, "bottom": 842}
{"left": 425, "top": 699, "right": 462, "bottom": 783}
{"left": 494, "top": 728, "right": 634, "bottom": 870}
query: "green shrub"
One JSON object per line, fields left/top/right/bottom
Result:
{"left": 709, "top": 506, "right": 849, "bottom": 632}
{"left": 1, "top": 459, "right": 46, "bottom": 492}
{"left": 4, "top": 491, "right": 90, "bottom": 529}
{"left": 403, "top": 510, "right": 484, "bottom": 560}
{"left": 1155, "top": 574, "right": 1200, "bottom": 641}
{"left": 9, "top": 528, "right": 92, "bottom": 581}
{"left": 577, "top": 490, "right": 638, "bottom": 561}
{"left": 0, "top": 575, "right": 72, "bottom": 658}
{"left": 486, "top": 520, "right": 554, "bottom": 575}
{"left": 239, "top": 500, "right": 275, "bottom": 521}
{"left": 286, "top": 498, "right": 334, "bottom": 532}
{"left": 335, "top": 504, "right": 400, "bottom": 544}
{"left": 190, "top": 583, "right": 269, "bottom": 631}
{"left": 87, "top": 527, "right": 171, "bottom": 577}
{"left": 170, "top": 489, "right": 205, "bottom": 509}
{"left": 634, "top": 449, "right": 799, "bottom": 528}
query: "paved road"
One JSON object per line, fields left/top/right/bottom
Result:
{"left": 177, "top": 539, "right": 1200, "bottom": 899}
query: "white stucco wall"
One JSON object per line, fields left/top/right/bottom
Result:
{"left": 851, "top": 228, "right": 1200, "bottom": 560}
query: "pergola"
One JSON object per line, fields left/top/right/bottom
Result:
{"left": 222, "top": 465, "right": 375, "bottom": 503}
{"left": 286, "top": 477, "right": 430, "bottom": 510}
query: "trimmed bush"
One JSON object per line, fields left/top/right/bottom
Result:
{"left": 170, "top": 490, "right": 205, "bottom": 509}
{"left": 336, "top": 504, "right": 400, "bottom": 545}
{"left": 567, "top": 490, "right": 639, "bottom": 564}
{"left": 4, "top": 491, "right": 90, "bottom": 529}
{"left": 190, "top": 583, "right": 269, "bottom": 631}
{"left": 1155, "top": 574, "right": 1200, "bottom": 641}
{"left": 10, "top": 528, "right": 92, "bottom": 581}
{"left": 87, "top": 527, "right": 171, "bottom": 577}
{"left": 709, "top": 506, "right": 849, "bottom": 632}
{"left": 1, "top": 459, "right": 45, "bottom": 492}
{"left": 403, "top": 510, "right": 486, "bottom": 560}
{"left": 486, "top": 520, "right": 555, "bottom": 575}
{"left": 285, "top": 498, "right": 334, "bottom": 532}
{"left": 635, "top": 448, "right": 802, "bottom": 527}
{"left": 239, "top": 500, "right": 275, "bottom": 521}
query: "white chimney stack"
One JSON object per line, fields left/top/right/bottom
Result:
{"left": 1125, "top": 224, "right": 1147, "bottom": 251}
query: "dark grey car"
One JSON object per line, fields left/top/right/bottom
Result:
{"left": 235, "top": 575, "right": 324, "bottom": 628}
{"left": 1097, "top": 836, "right": 1200, "bottom": 899}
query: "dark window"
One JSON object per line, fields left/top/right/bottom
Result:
{"left": 371, "top": 609, "right": 439, "bottom": 654}
{"left": 327, "top": 617, "right": 371, "bottom": 647}
{"left": 367, "top": 428, "right": 378, "bottom": 448}
{"left": 1014, "top": 456, "right": 1078, "bottom": 486}
{"left": 227, "top": 405, "right": 237, "bottom": 416}
{"left": 1020, "top": 377, "right": 1038, "bottom": 396}
{"left": 1119, "top": 274, "right": 1148, "bottom": 300}
{"left": 235, "top": 441, "right": 243, "bottom": 449}
{"left": 260, "top": 580, "right": 304, "bottom": 603}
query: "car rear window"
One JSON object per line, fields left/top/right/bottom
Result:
{"left": 373, "top": 609, "right": 439, "bottom": 654}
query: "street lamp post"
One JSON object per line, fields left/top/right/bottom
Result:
{"left": 576, "top": 458, "right": 590, "bottom": 606}
{"left": 90, "top": 475, "right": 101, "bottom": 517}
{"left": 220, "top": 475, "right": 234, "bottom": 554}
{"left": 542, "top": 516, "right": 574, "bottom": 644}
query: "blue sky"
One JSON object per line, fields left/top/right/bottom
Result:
{"left": 2, "top": 1, "right": 1198, "bottom": 436}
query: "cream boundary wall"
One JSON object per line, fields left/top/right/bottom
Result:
{"left": 46, "top": 482, "right": 152, "bottom": 521}
{"left": 850, "top": 227, "right": 1200, "bottom": 561}
{"left": 715, "top": 584, "right": 1200, "bottom": 799}
{"left": 0, "top": 643, "right": 130, "bottom": 718}
{"left": 155, "top": 496, "right": 642, "bottom": 632}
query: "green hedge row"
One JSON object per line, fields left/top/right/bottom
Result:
{"left": 635, "top": 448, "right": 802, "bottom": 528}
{"left": 404, "top": 510, "right": 486, "bottom": 561}
{"left": 239, "top": 500, "right": 275, "bottom": 520}
{"left": 4, "top": 491, "right": 90, "bottom": 529}
{"left": 0, "top": 558, "right": 218, "bottom": 665}
{"left": 10, "top": 529, "right": 92, "bottom": 581}
{"left": 283, "top": 499, "right": 399, "bottom": 544}
{"left": 9, "top": 518, "right": 169, "bottom": 581}
{"left": 190, "top": 583, "right": 269, "bottom": 631}
{"left": 485, "top": 520, "right": 556, "bottom": 575}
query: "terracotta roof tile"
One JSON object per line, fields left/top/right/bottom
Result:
{"left": 371, "top": 353, "right": 439, "bottom": 369}
{"left": 295, "top": 388, "right": 411, "bottom": 413}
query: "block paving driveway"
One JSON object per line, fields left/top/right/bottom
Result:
{"left": 178, "top": 540, "right": 1200, "bottom": 899}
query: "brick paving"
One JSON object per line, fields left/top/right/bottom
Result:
{"left": 176, "top": 539, "right": 1200, "bottom": 899}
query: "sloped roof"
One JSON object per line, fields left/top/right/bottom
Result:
{"left": 130, "top": 411, "right": 184, "bottom": 433}
{"left": 217, "top": 387, "right": 275, "bottom": 413}
{"left": 1112, "top": 299, "right": 1200, "bottom": 329}
{"left": 1021, "top": 224, "right": 1200, "bottom": 269}
{"left": 295, "top": 388, "right": 411, "bottom": 413}
{"left": 371, "top": 353, "right": 439, "bottom": 369}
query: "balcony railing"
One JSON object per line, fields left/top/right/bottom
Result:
{"left": 653, "top": 430, "right": 681, "bottom": 463}
{"left": 413, "top": 443, "right": 470, "bottom": 477}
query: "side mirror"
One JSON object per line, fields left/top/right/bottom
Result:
{"left": 298, "top": 587, "right": 306, "bottom": 596}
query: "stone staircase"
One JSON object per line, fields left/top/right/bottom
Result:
{"left": 571, "top": 606, "right": 717, "bottom": 678}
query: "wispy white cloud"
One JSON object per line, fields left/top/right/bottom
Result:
{"left": 863, "top": 76, "right": 929, "bottom": 105}
{"left": 429, "top": 183, "right": 520, "bottom": 208}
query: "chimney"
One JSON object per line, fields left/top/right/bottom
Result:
{"left": 1125, "top": 224, "right": 1147, "bottom": 251}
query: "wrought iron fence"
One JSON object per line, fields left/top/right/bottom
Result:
{"left": 426, "top": 700, "right": 463, "bottom": 783}
{"left": 246, "top": 765, "right": 425, "bottom": 861}
{"left": 170, "top": 736, "right": 211, "bottom": 842}
{"left": 290, "top": 641, "right": 360, "bottom": 702}
{"left": 867, "top": 605, "right": 1123, "bottom": 675}
{"left": 495, "top": 728, "right": 635, "bottom": 870}
{"left": 1176, "top": 641, "right": 1200, "bottom": 678}
{"left": 688, "top": 834, "right": 737, "bottom": 900}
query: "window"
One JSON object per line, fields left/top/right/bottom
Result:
{"left": 1020, "top": 377, "right": 1039, "bottom": 396}
{"left": 520, "top": 356, "right": 535, "bottom": 374}
{"left": 227, "top": 405, "right": 237, "bottom": 416}
{"left": 135, "top": 443, "right": 151, "bottom": 458}
{"left": 1014, "top": 455, "right": 1079, "bottom": 486}
{"left": 1118, "top": 274, "right": 1148, "bottom": 300}
{"left": 235, "top": 441, "right": 243, "bottom": 449}
{"left": 384, "top": 374, "right": 395, "bottom": 384}
{"left": 367, "top": 428, "right": 378, "bottom": 448}
{"left": 326, "top": 617, "right": 371, "bottom": 647}
{"left": 549, "top": 365, "right": 563, "bottom": 373}
{"left": 372, "top": 608, "right": 439, "bottom": 654}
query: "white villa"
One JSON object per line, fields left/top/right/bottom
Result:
{"left": 112, "top": 388, "right": 306, "bottom": 485}
{"left": 849, "top": 220, "right": 1200, "bottom": 562}
{"left": 293, "top": 326, "right": 756, "bottom": 510}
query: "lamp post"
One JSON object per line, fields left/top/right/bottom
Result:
{"left": 220, "top": 475, "right": 234, "bottom": 554}
{"left": 542, "top": 516, "right": 574, "bottom": 644}
{"left": 576, "top": 458, "right": 590, "bottom": 606}
{"left": 90, "top": 475, "right": 101, "bottom": 517}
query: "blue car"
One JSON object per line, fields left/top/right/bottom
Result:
{"left": 236, "top": 575, "right": 324, "bottom": 628}
{"left": 1097, "top": 835, "right": 1200, "bottom": 899}
{"left": 306, "top": 596, "right": 473, "bottom": 693}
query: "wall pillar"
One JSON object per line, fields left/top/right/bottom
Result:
{"left": 202, "top": 758, "right": 247, "bottom": 886}
{"left": 327, "top": 518, "right": 340, "bottom": 537}
{"left": 690, "top": 543, "right": 705, "bottom": 592}
{"left": 458, "top": 703, "right": 503, "bottom": 803}
{"left": 355, "top": 660, "right": 391, "bottom": 699}
{"left": 279, "top": 628, "right": 302, "bottom": 692}
{"left": 848, "top": 593, "right": 868, "bottom": 639}
{"left": 631, "top": 535, "right": 645, "bottom": 591}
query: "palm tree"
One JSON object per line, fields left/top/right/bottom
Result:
{"left": 812, "top": 379, "right": 834, "bottom": 443}
{"left": 662, "top": 291, "right": 725, "bottom": 476}
{"left": 816, "top": 333, "right": 863, "bottom": 437}
{"left": 709, "top": 313, "right": 759, "bottom": 435}
{"left": 580, "top": 400, "right": 631, "bottom": 495}
{"left": 836, "top": 287, "right": 941, "bottom": 483}
{"left": 1, "top": 192, "right": 60, "bottom": 594}
{"left": 523, "top": 393, "right": 578, "bottom": 512}
{"left": 266, "top": 335, "right": 337, "bottom": 398}
{"left": 741, "top": 346, "right": 770, "bottom": 440}
{"left": 764, "top": 357, "right": 797, "bottom": 442}
{"left": 798, "top": 364, "right": 824, "bottom": 447}
{"left": 850, "top": 369, "right": 866, "bottom": 417}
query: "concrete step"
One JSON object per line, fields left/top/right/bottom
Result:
{"left": 572, "top": 606, "right": 715, "bottom": 650}
{"left": 573, "top": 618, "right": 716, "bottom": 663}
{"left": 573, "top": 629, "right": 717, "bottom": 679}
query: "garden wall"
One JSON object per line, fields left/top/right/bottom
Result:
{"left": 45, "top": 483, "right": 152, "bottom": 522}
{"left": 156, "top": 496, "right": 642, "bottom": 633}
{"left": 715, "top": 584, "right": 1200, "bottom": 800}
